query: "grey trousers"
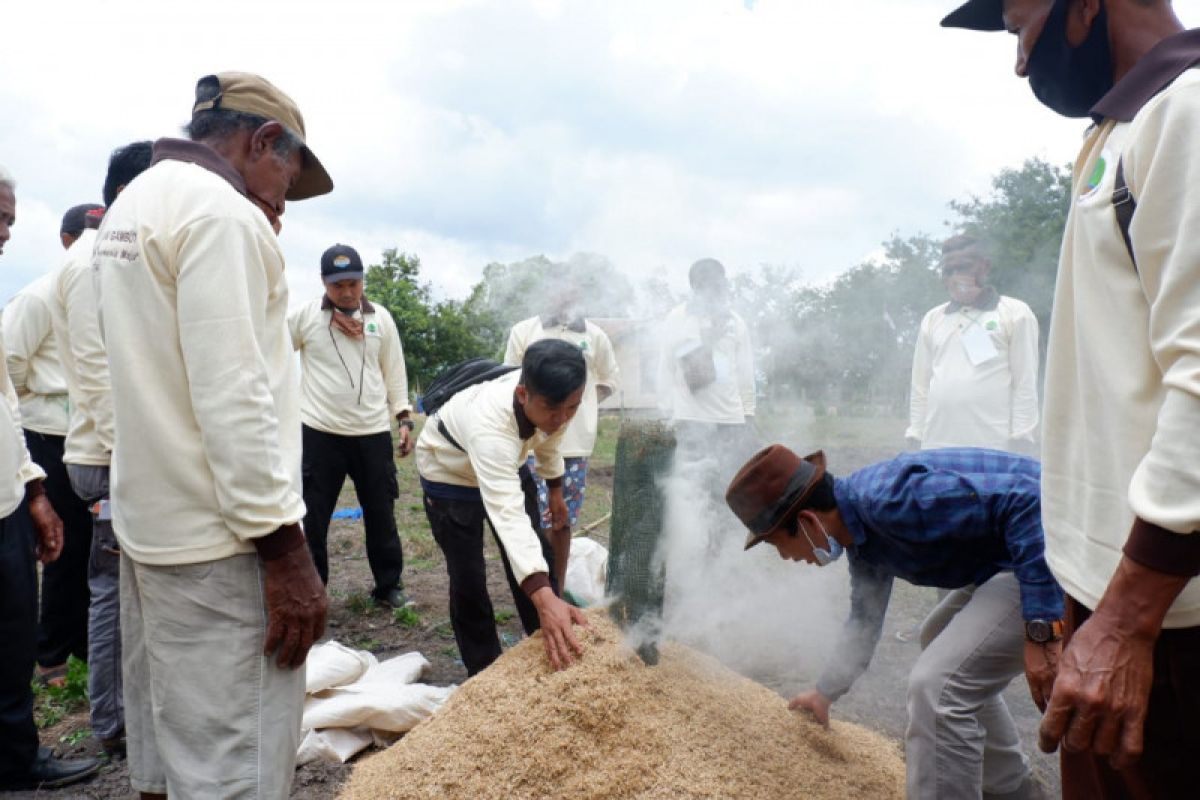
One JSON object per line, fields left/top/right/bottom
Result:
{"left": 66, "top": 464, "right": 123, "bottom": 741}
{"left": 121, "top": 551, "right": 304, "bottom": 798}
{"left": 906, "top": 572, "right": 1030, "bottom": 799}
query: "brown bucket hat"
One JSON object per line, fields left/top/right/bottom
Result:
{"left": 192, "top": 72, "right": 333, "bottom": 201}
{"left": 725, "top": 445, "right": 826, "bottom": 551}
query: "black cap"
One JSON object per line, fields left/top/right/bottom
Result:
{"left": 320, "top": 243, "right": 365, "bottom": 283}
{"left": 61, "top": 203, "right": 105, "bottom": 236}
{"left": 941, "top": 0, "right": 1005, "bottom": 31}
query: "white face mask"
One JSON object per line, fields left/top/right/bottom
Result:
{"left": 799, "top": 514, "right": 844, "bottom": 566}
{"left": 947, "top": 274, "right": 982, "bottom": 305}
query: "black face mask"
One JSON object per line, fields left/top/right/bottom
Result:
{"left": 1027, "top": 0, "right": 1114, "bottom": 118}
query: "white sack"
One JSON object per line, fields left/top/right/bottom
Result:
{"left": 296, "top": 727, "right": 374, "bottom": 765}
{"left": 303, "top": 682, "right": 454, "bottom": 733}
{"left": 305, "top": 641, "right": 375, "bottom": 694}
{"left": 565, "top": 536, "right": 608, "bottom": 607}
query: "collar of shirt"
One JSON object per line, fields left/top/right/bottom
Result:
{"left": 320, "top": 295, "right": 376, "bottom": 314}
{"left": 1091, "top": 28, "right": 1200, "bottom": 123}
{"left": 151, "top": 138, "right": 247, "bottom": 197}
{"left": 540, "top": 314, "right": 586, "bottom": 333}
{"left": 512, "top": 391, "right": 536, "bottom": 439}
{"left": 945, "top": 286, "right": 1000, "bottom": 314}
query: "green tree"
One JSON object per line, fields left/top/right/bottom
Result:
{"left": 364, "top": 249, "right": 499, "bottom": 390}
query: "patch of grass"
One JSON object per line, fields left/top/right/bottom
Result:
{"left": 393, "top": 606, "right": 421, "bottom": 628}
{"left": 439, "top": 645, "right": 459, "bottom": 658}
{"left": 433, "top": 621, "right": 456, "bottom": 640}
{"left": 493, "top": 609, "right": 515, "bottom": 624}
{"left": 33, "top": 656, "right": 89, "bottom": 728}
{"left": 351, "top": 635, "right": 382, "bottom": 651}
{"left": 60, "top": 727, "right": 91, "bottom": 747}
{"left": 345, "top": 592, "right": 376, "bottom": 615}
{"left": 407, "top": 557, "right": 437, "bottom": 571}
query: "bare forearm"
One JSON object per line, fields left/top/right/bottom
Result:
{"left": 1091, "top": 556, "right": 1191, "bottom": 640}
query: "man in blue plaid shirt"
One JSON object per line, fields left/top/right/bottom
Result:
{"left": 726, "top": 445, "right": 1064, "bottom": 800}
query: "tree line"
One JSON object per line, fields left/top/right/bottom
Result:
{"left": 366, "top": 158, "right": 1071, "bottom": 411}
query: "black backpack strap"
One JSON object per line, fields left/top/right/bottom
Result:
{"left": 1113, "top": 157, "right": 1138, "bottom": 272}
{"left": 437, "top": 417, "right": 465, "bottom": 452}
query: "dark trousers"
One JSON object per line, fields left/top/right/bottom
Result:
{"left": 1061, "top": 595, "right": 1200, "bottom": 800}
{"left": 423, "top": 465, "right": 558, "bottom": 676}
{"left": 25, "top": 431, "right": 92, "bottom": 667}
{"left": 301, "top": 425, "right": 403, "bottom": 595}
{"left": 0, "top": 502, "right": 39, "bottom": 779}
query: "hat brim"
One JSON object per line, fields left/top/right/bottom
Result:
{"left": 743, "top": 451, "right": 827, "bottom": 551}
{"left": 287, "top": 145, "right": 333, "bottom": 201}
{"left": 940, "top": 0, "right": 1005, "bottom": 32}
{"left": 323, "top": 271, "right": 364, "bottom": 284}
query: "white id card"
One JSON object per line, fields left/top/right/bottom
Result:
{"left": 960, "top": 324, "right": 999, "bottom": 366}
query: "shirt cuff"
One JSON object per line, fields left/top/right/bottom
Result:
{"left": 1123, "top": 517, "right": 1200, "bottom": 577}
{"left": 252, "top": 522, "right": 306, "bottom": 561}
{"left": 520, "top": 571, "right": 551, "bottom": 597}
{"left": 1018, "top": 579, "right": 1065, "bottom": 621}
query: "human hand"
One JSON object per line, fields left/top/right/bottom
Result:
{"left": 1037, "top": 613, "right": 1154, "bottom": 768}
{"left": 788, "top": 689, "right": 832, "bottom": 727}
{"left": 1024, "top": 638, "right": 1061, "bottom": 712}
{"left": 397, "top": 426, "right": 414, "bottom": 458}
{"left": 548, "top": 489, "right": 569, "bottom": 531}
{"left": 531, "top": 586, "right": 588, "bottom": 670}
{"left": 262, "top": 543, "right": 328, "bottom": 669}
{"left": 29, "top": 494, "right": 63, "bottom": 564}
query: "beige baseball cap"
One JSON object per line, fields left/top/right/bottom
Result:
{"left": 192, "top": 72, "right": 333, "bottom": 200}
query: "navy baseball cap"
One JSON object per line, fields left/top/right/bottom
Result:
{"left": 320, "top": 243, "right": 364, "bottom": 283}
{"left": 941, "top": 0, "right": 1005, "bottom": 31}
{"left": 61, "top": 203, "right": 104, "bottom": 236}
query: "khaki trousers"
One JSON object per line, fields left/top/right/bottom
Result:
{"left": 121, "top": 551, "right": 304, "bottom": 799}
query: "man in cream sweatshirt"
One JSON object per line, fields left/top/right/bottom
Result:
{"left": 290, "top": 243, "right": 412, "bottom": 608}
{"left": 416, "top": 339, "right": 590, "bottom": 675}
{"left": 945, "top": 1, "right": 1200, "bottom": 795}
{"left": 94, "top": 73, "right": 330, "bottom": 800}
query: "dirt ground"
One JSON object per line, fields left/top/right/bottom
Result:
{"left": 9, "top": 430, "right": 1059, "bottom": 799}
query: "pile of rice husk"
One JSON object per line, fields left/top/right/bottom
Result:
{"left": 340, "top": 610, "right": 905, "bottom": 799}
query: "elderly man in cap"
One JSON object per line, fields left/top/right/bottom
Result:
{"left": 0, "top": 164, "right": 101, "bottom": 791}
{"left": 3, "top": 203, "right": 103, "bottom": 689}
{"left": 289, "top": 243, "right": 412, "bottom": 607}
{"left": 94, "top": 73, "right": 330, "bottom": 799}
{"left": 944, "top": 2, "right": 1200, "bottom": 796}
{"left": 726, "top": 445, "right": 1063, "bottom": 800}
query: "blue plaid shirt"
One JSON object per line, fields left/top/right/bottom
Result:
{"left": 815, "top": 448, "right": 1064, "bottom": 702}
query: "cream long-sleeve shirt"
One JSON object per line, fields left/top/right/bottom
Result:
{"left": 95, "top": 142, "right": 305, "bottom": 566}
{"left": 503, "top": 316, "right": 619, "bottom": 457}
{"left": 289, "top": 296, "right": 411, "bottom": 437}
{"left": 905, "top": 296, "right": 1040, "bottom": 452}
{"left": 48, "top": 228, "right": 113, "bottom": 466}
{"left": 0, "top": 321, "right": 46, "bottom": 519}
{"left": 415, "top": 370, "right": 565, "bottom": 585}
{"left": 657, "top": 302, "right": 756, "bottom": 425}
{"left": 3, "top": 273, "right": 70, "bottom": 436}
{"left": 1042, "top": 63, "right": 1200, "bottom": 627}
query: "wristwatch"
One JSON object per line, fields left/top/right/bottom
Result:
{"left": 398, "top": 418, "right": 415, "bottom": 432}
{"left": 1024, "top": 619, "right": 1064, "bottom": 644}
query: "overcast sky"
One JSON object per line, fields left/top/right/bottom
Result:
{"left": 3, "top": 0, "right": 1198, "bottom": 307}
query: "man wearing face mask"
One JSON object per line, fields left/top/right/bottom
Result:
{"left": 944, "top": 2, "right": 1200, "bottom": 795}
{"left": 726, "top": 445, "right": 1063, "bottom": 800}
{"left": 289, "top": 243, "right": 412, "bottom": 608}
{"left": 906, "top": 233, "right": 1039, "bottom": 456}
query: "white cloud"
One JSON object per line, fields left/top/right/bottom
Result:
{"left": 2, "top": 0, "right": 1197, "bottom": 305}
